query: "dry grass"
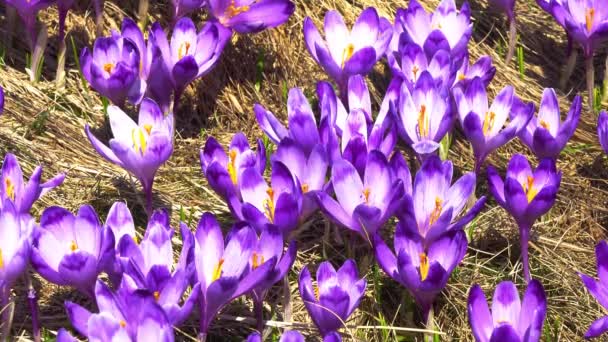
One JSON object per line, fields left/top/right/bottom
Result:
{"left": 1, "top": 0, "right": 607, "bottom": 341}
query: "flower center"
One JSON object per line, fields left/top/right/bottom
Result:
{"left": 119, "top": 320, "right": 127, "bottom": 328}
{"left": 153, "top": 291, "right": 160, "bottom": 302}
{"left": 301, "top": 183, "right": 309, "bottom": 193}
{"left": 178, "top": 42, "right": 191, "bottom": 60}
{"left": 429, "top": 197, "right": 443, "bottom": 226}
{"left": 131, "top": 126, "right": 152, "bottom": 156}
{"left": 482, "top": 111, "right": 496, "bottom": 136}
{"left": 103, "top": 63, "right": 115, "bottom": 75}
{"left": 458, "top": 73, "right": 466, "bottom": 81}
{"left": 411, "top": 65, "right": 420, "bottom": 81}
{"left": 132, "top": 235, "right": 140, "bottom": 244}
{"left": 586, "top": 8, "right": 595, "bottom": 32}
{"left": 539, "top": 120, "right": 550, "bottom": 130}
{"left": 225, "top": 0, "right": 250, "bottom": 19}
{"left": 417, "top": 104, "right": 429, "bottom": 139}
{"left": 227, "top": 149, "right": 238, "bottom": 185}
{"left": 263, "top": 188, "right": 275, "bottom": 223}
{"left": 419, "top": 253, "right": 430, "bottom": 281}
{"left": 522, "top": 176, "right": 538, "bottom": 203}
{"left": 212, "top": 258, "right": 225, "bottom": 282}
{"left": 0, "top": 249, "right": 4, "bottom": 270}
{"left": 362, "top": 187, "right": 371, "bottom": 204}
{"left": 70, "top": 240, "right": 78, "bottom": 252}
{"left": 341, "top": 44, "right": 355, "bottom": 68}
{"left": 251, "top": 252, "right": 264, "bottom": 270}
{"left": 4, "top": 177, "right": 15, "bottom": 201}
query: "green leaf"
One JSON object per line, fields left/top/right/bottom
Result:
{"left": 439, "top": 133, "right": 452, "bottom": 160}
{"left": 517, "top": 46, "right": 525, "bottom": 80}
{"left": 255, "top": 49, "right": 265, "bottom": 92}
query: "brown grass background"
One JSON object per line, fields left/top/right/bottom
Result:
{"left": 1, "top": 0, "right": 607, "bottom": 340}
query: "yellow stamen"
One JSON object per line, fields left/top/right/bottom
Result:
{"left": 586, "top": 8, "right": 595, "bottom": 32}
{"left": 70, "top": 240, "right": 78, "bottom": 252}
{"left": 131, "top": 128, "right": 148, "bottom": 155}
{"left": 252, "top": 252, "right": 265, "bottom": 270}
{"left": 178, "top": 42, "right": 191, "bottom": 60}
{"left": 263, "top": 188, "right": 276, "bottom": 223}
{"left": 417, "top": 104, "right": 429, "bottom": 139}
{"left": 482, "top": 111, "right": 496, "bottom": 136}
{"left": 119, "top": 320, "right": 127, "bottom": 328}
{"left": 153, "top": 291, "right": 160, "bottom": 302}
{"left": 0, "top": 249, "right": 3, "bottom": 270}
{"left": 341, "top": 44, "right": 355, "bottom": 68}
{"left": 539, "top": 120, "right": 550, "bottom": 130}
{"left": 4, "top": 178, "right": 15, "bottom": 201}
{"left": 301, "top": 183, "right": 309, "bottom": 193}
{"left": 429, "top": 197, "right": 443, "bottom": 226}
{"left": 458, "top": 73, "right": 466, "bottom": 81}
{"left": 227, "top": 149, "right": 238, "bottom": 185}
{"left": 212, "top": 258, "right": 224, "bottom": 282}
{"left": 419, "top": 253, "right": 430, "bottom": 281}
{"left": 225, "top": 0, "right": 250, "bottom": 18}
{"left": 132, "top": 235, "right": 140, "bottom": 244}
{"left": 363, "top": 188, "right": 371, "bottom": 204}
{"left": 143, "top": 124, "right": 153, "bottom": 135}
{"left": 103, "top": 63, "right": 115, "bottom": 74}
{"left": 412, "top": 65, "right": 420, "bottom": 81}
{"left": 523, "top": 176, "right": 538, "bottom": 203}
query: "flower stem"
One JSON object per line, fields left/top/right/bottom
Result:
{"left": 505, "top": 17, "right": 517, "bottom": 65}
{"left": 0, "top": 286, "right": 14, "bottom": 342}
{"left": 94, "top": 0, "right": 105, "bottom": 36}
{"left": 559, "top": 45, "right": 577, "bottom": 90}
{"left": 26, "top": 274, "right": 40, "bottom": 342}
{"left": 4, "top": 6, "right": 15, "bottom": 50}
{"left": 254, "top": 297, "right": 264, "bottom": 334}
{"left": 424, "top": 305, "right": 434, "bottom": 342}
{"left": 138, "top": 0, "right": 149, "bottom": 30}
{"left": 602, "top": 55, "right": 608, "bottom": 103}
{"left": 144, "top": 180, "right": 154, "bottom": 218}
{"left": 282, "top": 276, "right": 292, "bottom": 323}
{"left": 519, "top": 224, "right": 531, "bottom": 282}
{"left": 197, "top": 333, "right": 207, "bottom": 342}
{"left": 55, "top": 37, "right": 67, "bottom": 85}
{"left": 586, "top": 56, "right": 595, "bottom": 112}
{"left": 29, "top": 24, "right": 48, "bottom": 83}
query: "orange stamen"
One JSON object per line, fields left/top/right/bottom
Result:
{"left": 429, "top": 197, "right": 443, "bottom": 226}
{"left": 227, "top": 149, "right": 238, "bottom": 185}
{"left": 482, "top": 111, "right": 496, "bottom": 136}
{"left": 341, "top": 44, "right": 355, "bottom": 68}
{"left": 419, "top": 253, "right": 430, "bottom": 281}
{"left": 417, "top": 104, "right": 429, "bottom": 139}
{"left": 586, "top": 8, "right": 595, "bottom": 32}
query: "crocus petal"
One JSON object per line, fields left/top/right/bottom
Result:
{"left": 468, "top": 285, "right": 492, "bottom": 342}
{"left": 491, "top": 281, "right": 521, "bottom": 327}
{"left": 585, "top": 316, "right": 608, "bottom": 339}
{"left": 489, "top": 324, "right": 521, "bottom": 342}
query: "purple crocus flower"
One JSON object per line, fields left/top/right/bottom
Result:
{"left": 64, "top": 280, "right": 174, "bottom": 341}
{"left": 399, "top": 155, "right": 485, "bottom": 245}
{"left": 468, "top": 280, "right": 547, "bottom": 342}
{"left": 173, "top": 0, "right": 207, "bottom": 19}
{"left": 559, "top": 0, "right": 608, "bottom": 59}
{"left": 0, "top": 152, "right": 65, "bottom": 216}
{"left": 86, "top": 99, "right": 173, "bottom": 216}
{"left": 392, "top": 0, "right": 472, "bottom": 64}
{"left": 209, "top": 0, "right": 295, "bottom": 34}
{"left": 115, "top": 210, "right": 199, "bottom": 325}
{"left": 200, "top": 132, "right": 266, "bottom": 215}
{"left": 518, "top": 89, "right": 582, "bottom": 160}
{"left": 487, "top": 154, "right": 561, "bottom": 281}
{"left": 598, "top": 110, "right": 608, "bottom": 153}
{"left": 4, "top": 0, "right": 54, "bottom": 48}
{"left": 395, "top": 71, "right": 452, "bottom": 156}
{"left": 316, "top": 151, "right": 404, "bottom": 240}
{"left": 453, "top": 78, "right": 534, "bottom": 172}
{"left": 0, "top": 200, "right": 31, "bottom": 307}
{"left": 374, "top": 224, "right": 467, "bottom": 320}
{"left": 81, "top": 31, "right": 145, "bottom": 106}
{"left": 0, "top": 86, "right": 4, "bottom": 115}
{"left": 299, "top": 259, "right": 366, "bottom": 337}
{"left": 31, "top": 205, "right": 114, "bottom": 297}
{"left": 194, "top": 213, "right": 275, "bottom": 337}
{"left": 150, "top": 18, "right": 230, "bottom": 111}
{"left": 303, "top": 8, "right": 392, "bottom": 94}
{"left": 579, "top": 240, "right": 608, "bottom": 339}
{"left": 453, "top": 55, "right": 496, "bottom": 89}
{"left": 247, "top": 330, "right": 306, "bottom": 342}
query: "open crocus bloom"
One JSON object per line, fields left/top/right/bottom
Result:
{"left": 272, "top": 138, "right": 329, "bottom": 220}
{"left": 81, "top": 31, "right": 144, "bottom": 106}
{"left": 239, "top": 161, "right": 302, "bottom": 235}
{"left": 31, "top": 205, "right": 114, "bottom": 297}
{"left": 518, "top": 89, "right": 581, "bottom": 160}
{"left": 209, "top": 0, "right": 295, "bottom": 33}
{"left": 116, "top": 210, "right": 199, "bottom": 325}
{"left": 454, "top": 78, "right": 534, "bottom": 171}
{"left": 399, "top": 155, "right": 485, "bottom": 245}
{"left": 0, "top": 200, "right": 31, "bottom": 300}
{"left": 194, "top": 213, "right": 274, "bottom": 335}
{"left": 558, "top": 0, "right": 608, "bottom": 57}
{"left": 393, "top": 0, "right": 472, "bottom": 63}
{"left": 579, "top": 240, "right": 608, "bottom": 339}
{"left": 0, "top": 152, "right": 65, "bottom": 215}
{"left": 598, "top": 110, "right": 608, "bottom": 154}
{"left": 487, "top": 154, "right": 561, "bottom": 227}
{"left": 316, "top": 151, "right": 404, "bottom": 240}
{"left": 452, "top": 55, "right": 496, "bottom": 89}
{"left": 86, "top": 99, "right": 173, "bottom": 214}
{"left": 303, "top": 7, "right": 392, "bottom": 92}
{"left": 395, "top": 71, "right": 452, "bottom": 156}
{"left": 63, "top": 280, "right": 174, "bottom": 341}
{"left": 200, "top": 132, "right": 266, "bottom": 213}
{"left": 299, "top": 260, "right": 366, "bottom": 337}
{"left": 468, "top": 280, "right": 547, "bottom": 342}
{"left": 374, "top": 224, "right": 467, "bottom": 320}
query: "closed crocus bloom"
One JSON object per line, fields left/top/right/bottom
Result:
{"left": 299, "top": 260, "right": 366, "bottom": 337}
{"left": 173, "top": 0, "right": 207, "bottom": 19}
{"left": 468, "top": 280, "right": 547, "bottom": 342}
{"left": 399, "top": 155, "right": 485, "bottom": 245}
{"left": 395, "top": 71, "right": 453, "bottom": 156}
{"left": 303, "top": 8, "right": 392, "bottom": 94}
{"left": 103, "top": 201, "right": 137, "bottom": 285}
{"left": 31, "top": 205, "right": 114, "bottom": 297}
{"left": 150, "top": 18, "right": 230, "bottom": 109}
{"left": 374, "top": 223, "right": 467, "bottom": 320}
{"left": 598, "top": 110, "right": 608, "bottom": 153}
{"left": 64, "top": 280, "right": 174, "bottom": 342}
{"left": 80, "top": 31, "right": 145, "bottom": 106}
{"left": 115, "top": 210, "right": 199, "bottom": 326}
{"left": 239, "top": 161, "right": 302, "bottom": 235}
{"left": 487, "top": 154, "right": 561, "bottom": 281}
{"left": 0, "top": 200, "right": 31, "bottom": 296}
{"left": 453, "top": 55, "right": 496, "bottom": 89}
{"left": 0, "top": 86, "right": 4, "bottom": 115}
{"left": 4, "top": 0, "right": 55, "bottom": 47}
{"left": 200, "top": 132, "right": 266, "bottom": 214}
{"left": 209, "top": 0, "right": 295, "bottom": 34}
{"left": 316, "top": 151, "right": 404, "bottom": 240}
{"left": 393, "top": 0, "right": 472, "bottom": 63}
{"left": 454, "top": 78, "right": 534, "bottom": 172}
{"left": 272, "top": 138, "right": 329, "bottom": 220}
{"left": 194, "top": 213, "right": 274, "bottom": 336}
{"left": 86, "top": 99, "right": 173, "bottom": 215}
{"left": 579, "top": 241, "right": 608, "bottom": 339}
{"left": 518, "top": 89, "right": 582, "bottom": 160}
{"left": 0, "top": 152, "right": 65, "bottom": 215}
{"left": 390, "top": 41, "right": 453, "bottom": 95}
